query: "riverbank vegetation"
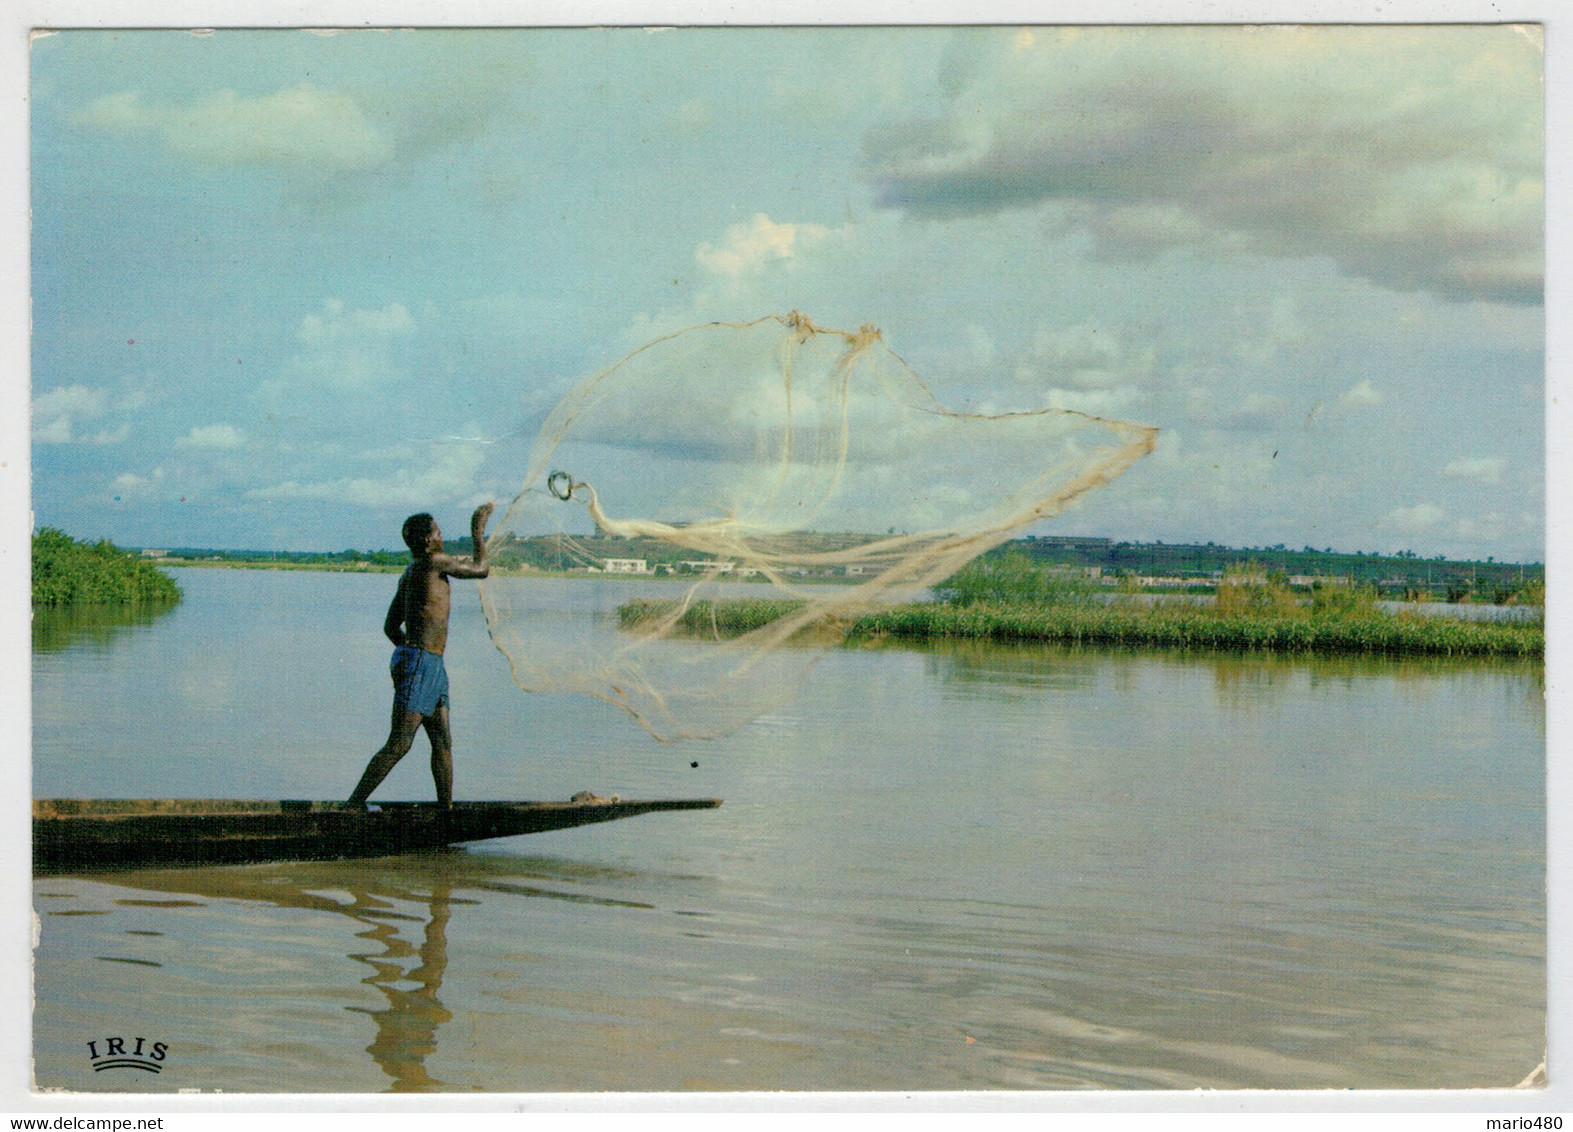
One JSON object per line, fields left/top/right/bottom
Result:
{"left": 32, "top": 528, "right": 181, "bottom": 606}
{"left": 617, "top": 555, "right": 1541, "bottom": 659}
{"left": 851, "top": 602, "right": 1539, "bottom": 658}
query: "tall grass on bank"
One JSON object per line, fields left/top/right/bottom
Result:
{"left": 619, "top": 598, "right": 807, "bottom": 636}
{"left": 850, "top": 603, "right": 1540, "bottom": 658}
{"left": 32, "top": 528, "right": 182, "bottom": 606}
{"left": 616, "top": 555, "right": 1541, "bottom": 659}
{"left": 933, "top": 550, "right": 1099, "bottom": 608}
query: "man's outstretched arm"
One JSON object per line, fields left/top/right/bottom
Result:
{"left": 438, "top": 502, "right": 494, "bottom": 579}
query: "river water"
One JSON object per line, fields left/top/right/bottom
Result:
{"left": 32, "top": 569, "right": 1545, "bottom": 1093}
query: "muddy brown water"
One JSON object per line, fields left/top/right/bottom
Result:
{"left": 32, "top": 569, "right": 1543, "bottom": 1092}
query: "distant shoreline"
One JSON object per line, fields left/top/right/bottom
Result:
{"left": 142, "top": 532, "right": 1543, "bottom": 606}
{"left": 161, "top": 560, "right": 1540, "bottom": 615}
{"left": 163, "top": 561, "right": 855, "bottom": 583}
{"left": 168, "top": 559, "right": 406, "bottom": 574}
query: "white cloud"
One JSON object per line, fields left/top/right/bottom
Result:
{"left": 964, "top": 324, "right": 996, "bottom": 367}
{"left": 33, "top": 384, "right": 105, "bottom": 418}
{"left": 33, "top": 384, "right": 108, "bottom": 444}
{"left": 176, "top": 424, "right": 247, "bottom": 450}
{"left": 1013, "top": 323, "right": 1154, "bottom": 391}
{"left": 1443, "top": 456, "right": 1507, "bottom": 483}
{"left": 34, "top": 417, "right": 74, "bottom": 445}
{"left": 1186, "top": 389, "right": 1285, "bottom": 433}
{"left": 1223, "top": 393, "right": 1287, "bottom": 432}
{"left": 1339, "top": 380, "right": 1385, "bottom": 408}
{"left": 298, "top": 299, "right": 414, "bottom": 344}
{"left": 696, "top": 214, "right": 829, "bottom": 278}
{"left": 1388, "top": 502, "right": 1448, "bottom": 534}
{"left": 77, "top": 84, "right": 395, "bottom": 171}
{"left": 86, "top": 424, "right": 132, "bottom": 445}
{"left": 1231, "top": 295, "right": 1310, "bottom": 366}
{"left": 110, "top": 467, "right": 165, "bottom": 498}
{"left": 245, "top": 443, "right": 487, "bottom": 509}
{"left": 33, "top": 384, "right": 147, "bottom": 443}
{"left": 1043, "top": 386, "right": 1144, "bottom": 416}
{"left": 1456, "top": 512, "right": 1505, "bottom": 540}
{"left": 265, "top": 299, "right": 417, "bottom": 394}
{"left": 864, "top": 26, "right": 1542, "bottom": 304}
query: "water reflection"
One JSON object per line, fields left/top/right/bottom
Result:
{"left": 33, "top": 601, "right": 178, "bottom": 654}
{"left": 913, "top": 637, "right": 1542, "bottom": 714}
{"left": 350, "top": 883, "right": 453, "bottom": 1091}
{"left": 912, "top": 639, "right": 1103, "bottom": 696}
{"left": 73, "top": 858, "right": 464, "bottom": 1091}
{"left": 60, "top": 851, "right": 703, "bottom": 1092}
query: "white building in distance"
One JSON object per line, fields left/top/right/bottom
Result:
{"left": 603, "top": 558, "right": 653, "bottom": 574}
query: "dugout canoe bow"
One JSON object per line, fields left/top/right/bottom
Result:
{"left": 33, "top": 797, "right": 722, "bottom": 872}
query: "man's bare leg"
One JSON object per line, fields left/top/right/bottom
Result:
{"left": 423, "top": 703, "right": 454, "bottom": 808}
{"left": 348, "top": 707, "right": 424, "bottom": 805}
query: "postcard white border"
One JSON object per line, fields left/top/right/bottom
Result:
{"left": 3, "top": 0, "right": 1566, "bottom": 1123}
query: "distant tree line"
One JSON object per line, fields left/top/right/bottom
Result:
{"left": 1006, "top": 537, "right": 1542, "bottom": 603}
{"left": 166, "top": 546, "right": 413, "bottom": 567}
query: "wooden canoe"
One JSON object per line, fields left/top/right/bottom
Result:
{"left": 33, "top": 797, "right": 722, "bottom": 873}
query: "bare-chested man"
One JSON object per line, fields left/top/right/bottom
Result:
{"left": 348, "top": 503, "right": 494, "bottom": 808}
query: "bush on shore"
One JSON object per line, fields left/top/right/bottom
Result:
{"left": 933, "top": 551, "right": 1100, "bottom": 608}
{"left": 32, "top": 528, "right": 182, "bottom": 606}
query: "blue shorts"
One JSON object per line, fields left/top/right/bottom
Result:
{"left": 390, "top": 646, "right": 449, "bottom": 717}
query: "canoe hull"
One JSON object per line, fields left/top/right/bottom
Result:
{"left": 33, "top": 798, "right": 722, "bottom": 873}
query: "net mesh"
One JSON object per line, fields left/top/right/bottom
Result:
{"left": 478, "top": 312, "right": 1157, "bottom": 741}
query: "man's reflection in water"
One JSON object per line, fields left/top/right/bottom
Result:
{"left": 82, "top": 862, "right": 462, "bottom": 1092}
{"left": 347, "top": 883, "right": 453, "bottom": 1091}
{"left": 72, "top": 854, "right": 664, "bottom": 1092}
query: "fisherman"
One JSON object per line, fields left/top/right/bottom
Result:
{"left": 348, "top": 502, "right": 494, "bottom": 808}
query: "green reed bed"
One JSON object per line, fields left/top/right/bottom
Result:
{"left": 850, "top": 602, "right": 1541, "bottom": 658}
{"left": 618, "top": 598, "right": 807, "bottom": 635}
{"left": 618, "top": 597, "right": 1540, "bottom": 658}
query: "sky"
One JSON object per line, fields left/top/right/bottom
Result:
{"left": 28, "top": 24, "right": 1545, "bottom": 560}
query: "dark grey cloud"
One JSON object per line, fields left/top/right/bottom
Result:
{"left": 864, "top": 26, "right": 1542, "bottom": 306}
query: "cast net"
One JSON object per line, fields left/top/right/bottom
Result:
{"left": 478, "top": 312, "right": 1156, "bottom": 741}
